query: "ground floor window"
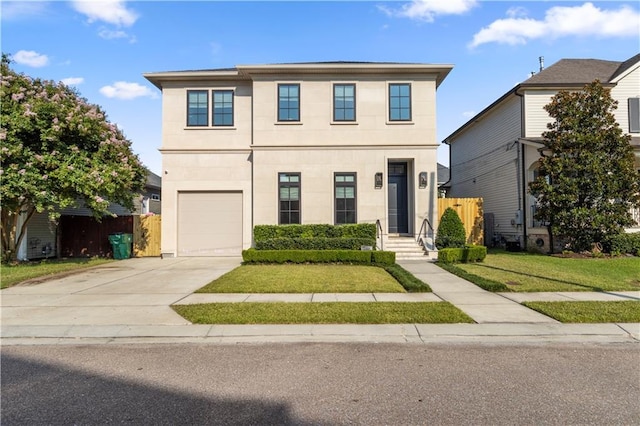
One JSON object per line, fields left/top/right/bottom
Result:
{"left": 279, "top": 173, "right": 300, "bottom": 224}
{"left": 335, "top": 173, "right": 356, "bottom": 224}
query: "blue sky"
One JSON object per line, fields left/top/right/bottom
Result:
{"left": 2, "top": 1, "right": 639, "bottom": 175}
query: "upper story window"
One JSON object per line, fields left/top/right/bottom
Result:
{"left": 334, "top": 84, "right": 356, "bottom": 121}
{"left": 389, "top": 83, "right": 411, "bottom": 121}
{"left": 213, "top": 90, "right": 234, "bottom": 126}
{"left": 629, "top": 98, "right": 640, "bottom": 133}
{"left": 278, "top": 84, "right": 300, "bottom": 122}
{"left": 187, "top": 90, "right": 208, "bottom": 126}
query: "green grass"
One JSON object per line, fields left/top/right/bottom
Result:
{"left": 440, "top": 250, "right": 640, "bottom": 292}
{"left": 1, "top": 258, "right": 114, "bottom": 289}
{"left": 172, "top": 302, "right": 474, "bottom": 324}
{"left": 196, "top": 264, "right": 408, "bottom": 293}
{"left": 522, "top": 301, "right": 640, "bottom": 323}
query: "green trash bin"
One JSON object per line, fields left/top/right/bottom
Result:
{"left": 109, "top": 233, "right": 133, "bottom": 259}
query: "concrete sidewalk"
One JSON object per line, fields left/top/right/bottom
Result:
{"left": 1, "top": 257, "right": 639, "bottom": 345}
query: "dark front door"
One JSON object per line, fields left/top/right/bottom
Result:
{"left": 388, "top": 162, "right": 408, "bottom": 234}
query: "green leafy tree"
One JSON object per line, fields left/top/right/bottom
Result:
{"left": 435, "top": 207, "right": 466, "bottom": 248}
{"left": 529, "top": 80, "right": 640, "bottom": 253}
{"left": 0, "top": 55, "right": 146, "bottom": 262}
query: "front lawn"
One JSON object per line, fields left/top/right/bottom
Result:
{"left": 441, "top": 251, "right": 640, "bottom": 292}
{"left": 173, "top": 302, "right": 474, "bottom": 324}
{"left": 522, "top": 301, "right": 640, "bottom": 323}
{"left": 1, "top": 258, "right": 114, "bottom": 289}
{"left": 196, "top": 264, "right": 408, "bottom": 293}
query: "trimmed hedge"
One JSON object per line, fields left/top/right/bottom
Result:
{"left": 242, "top": 249, "right": 395, "bottom": 265}
{"left": 254, "top": 224, "right": 376, "bottom": 242}
{"left": 603, "top": 232, "right": 640, "bottom": 256}
{"left": 255, "top": 237, "right": 375, "bottom": 251}
{"left": 381, "top": 263, "right": 431, "bottom": 292}
{"left": 436, "top": 207, "right": 466, "bottom": 249}
{"left": 437, "top": 245, "right": 487, "bottom": 264}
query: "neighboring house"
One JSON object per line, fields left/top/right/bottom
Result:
{"left": 144, "top": 61, "right": 453, "bottom": 257}
{"left": 16, "top": 170, "right": 162, "bottom": 260}
{"left": 437, "top": 163, "right": 450, "bottom": 197}
{"left": 444, "top": 54, "right": 640, "bottom": 251}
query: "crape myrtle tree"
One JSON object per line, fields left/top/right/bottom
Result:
{"left": 529, "top": 80, "right": 640, "bottom": 253}
{"left": 0, "top": 55, "right": 147, "bottom": 262}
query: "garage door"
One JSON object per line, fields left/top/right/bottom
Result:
{"left": 177, "top": 191, "right": 242, "bottom": 256}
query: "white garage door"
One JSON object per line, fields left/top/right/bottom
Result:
{"left": 177, "top": 191, "right": 242, "bottom": 256}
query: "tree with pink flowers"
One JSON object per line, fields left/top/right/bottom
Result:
{"left": 0, "top": 55, "right": 146, "bottom": 262}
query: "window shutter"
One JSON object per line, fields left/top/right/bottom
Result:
{"left": 629, "top": 98, "right": 640, "bottom": 133}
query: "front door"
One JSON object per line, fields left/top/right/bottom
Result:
{"left": 388, "top": 162, "right": 408, "bottom": 234}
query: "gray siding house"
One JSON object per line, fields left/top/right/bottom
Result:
{"left": 444, "top": 54, "right": 640, "bottom": 251}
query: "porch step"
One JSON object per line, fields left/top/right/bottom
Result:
{"left": 385, "top": 236, "right": 437, "bottom": 261}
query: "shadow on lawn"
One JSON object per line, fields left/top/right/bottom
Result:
{"left": 470, "top": 263, "right": 605, "bottom": 292}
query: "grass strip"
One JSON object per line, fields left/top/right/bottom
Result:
{"left": 173, "top": 302, "right": 474, "bottom": 324}
{"left": 522, "top": 301, "right": 640, "bottom": 323}
{"left": 1, "top": 258, "right": 114, "bottom": 289}
{"left": 196, "top": 264, "right": 407, "bottom": 294}
{"left": 454, "top": 250, "right": 640, "bottom": 292}
{"left": 436, "top": 262, "right": 510, "bottom": 292}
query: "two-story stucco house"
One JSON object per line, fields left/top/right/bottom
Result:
{"left": 144, "top": 62, "right": 453, "bottom": 258}
{"left": 444, "top": 54, "right": 640, "bottom": 252}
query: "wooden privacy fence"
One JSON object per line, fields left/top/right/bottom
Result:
{"left": 133, "top": 215, "right": 161, "bottom": 257}
{"left": 438, "top": 198, "right": 484, "bottom": 245}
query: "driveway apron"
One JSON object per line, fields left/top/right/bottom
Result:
{"left": 1, "top": 257, "right": 242, "bottom": 326}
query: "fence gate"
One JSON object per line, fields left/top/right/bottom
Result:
{"left": 133, "top": 215, "right": 161, "bottom": 257}
{"left": 437, "top": 198, "right": 484, "bottom": 245}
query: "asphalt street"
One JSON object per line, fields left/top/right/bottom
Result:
{"left": 2, "top": 342, "right": 639, "bottom": 425}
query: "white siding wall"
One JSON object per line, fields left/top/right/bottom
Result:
{"left": 24, "top": 212, "right": 57, "bottom": 259}
{"left": 611, "top": 64, "right": 640, "bottom": 136}
{"left": 448, "top": 95, "right": 523, "bottom": 241}
{"left": 523, "top": 90, "right": 555, "bottom": 137}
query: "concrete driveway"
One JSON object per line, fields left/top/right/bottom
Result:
{"left": 1, "top": 257, "right": 242, "bottom": 326}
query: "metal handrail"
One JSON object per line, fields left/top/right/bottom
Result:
{"left": 375, "top": 219, "right": 384, "bottom": 251}
{"left": 417, "top": 218, "right": 433, "bottom": 242}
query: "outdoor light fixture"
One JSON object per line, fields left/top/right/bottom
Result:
{"left": 375, "top": 172, "right": 383, "bottom": 189}
{"left": 419, "top": 172, "right": 427, "bottom": 189}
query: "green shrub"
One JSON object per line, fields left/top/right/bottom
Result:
{"left": 242, "top": 249, "right": 393, "bottom": 264}
{"left": 371, "top": 251, "right": 396, "bottom": 265}
{"left": 435, "top": 208, "right": 466, "bottom": 249}
{"left": 437, "top": 245, "right": 487, "bottom": 264}
{"left": 382, "top": 264, "right": 431, "bottom": 292}
{"left": 255, "top": 237, "right": 375, "bottom": 250}
{"left": 603, "top": 232, "right": 640, "bottom": 256}
{"left": 437, "top": 262, "right": 510, "bottom": 292}
{"left": 253, "top": 224, "right": 376, "bottom": 244}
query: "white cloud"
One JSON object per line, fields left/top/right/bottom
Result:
{"left": 61, "top": 77, "right": 85, "bottom": 86}
{"left": 70, "top": 0, "right": 138, "bottom": 27}
{"left": 99, "top": 81, "right": 157, "bottom": 100}
{"left": 462, "top": 111, "right": 476, "bottom": 119}
{"left": 98, "top": 28, "right": 128, "bottom": 39}
{"left": 469, "top": 2, "right": 640, "bottom": 48}
{"left": 1, "top": 2, "right": 50, "bottom": 20}
{"left": 13, "top": 50, "right": 49, "bottom": 67}
{"left": 379, "top": 0, "right": 477, "bottom": 22}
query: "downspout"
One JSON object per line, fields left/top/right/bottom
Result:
{"left": 515, "top": 88, "right": 527, "bottom": 250}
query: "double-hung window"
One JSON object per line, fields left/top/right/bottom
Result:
{"left": 213, "top": 90, "right": 234, "bottom": 126}
{"left": 389, "top": 83, "right": 411, "bottom": 121}
{"left": 279, "top": 173, "right": 301, "bottom": 224}
{"left": 334, "top": 84, "right": 355, "bottom": 121}
{"left": 335, "top": 173, "right": 357, "bottom": 224}
{"left": 278, "top": 84, "right": 300, "bottom": 121}
{"left": 187, "top": 90, "right": 208, "bottom": 126}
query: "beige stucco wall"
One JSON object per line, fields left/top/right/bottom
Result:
{"left": 252, "top": 147, "right": 439, "bottom": 236}
{"left": 251, "top": 76, "right": 438, "bottom": 147}
{"left": 160, "top": 152, "right": 252, "bottom": 256}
